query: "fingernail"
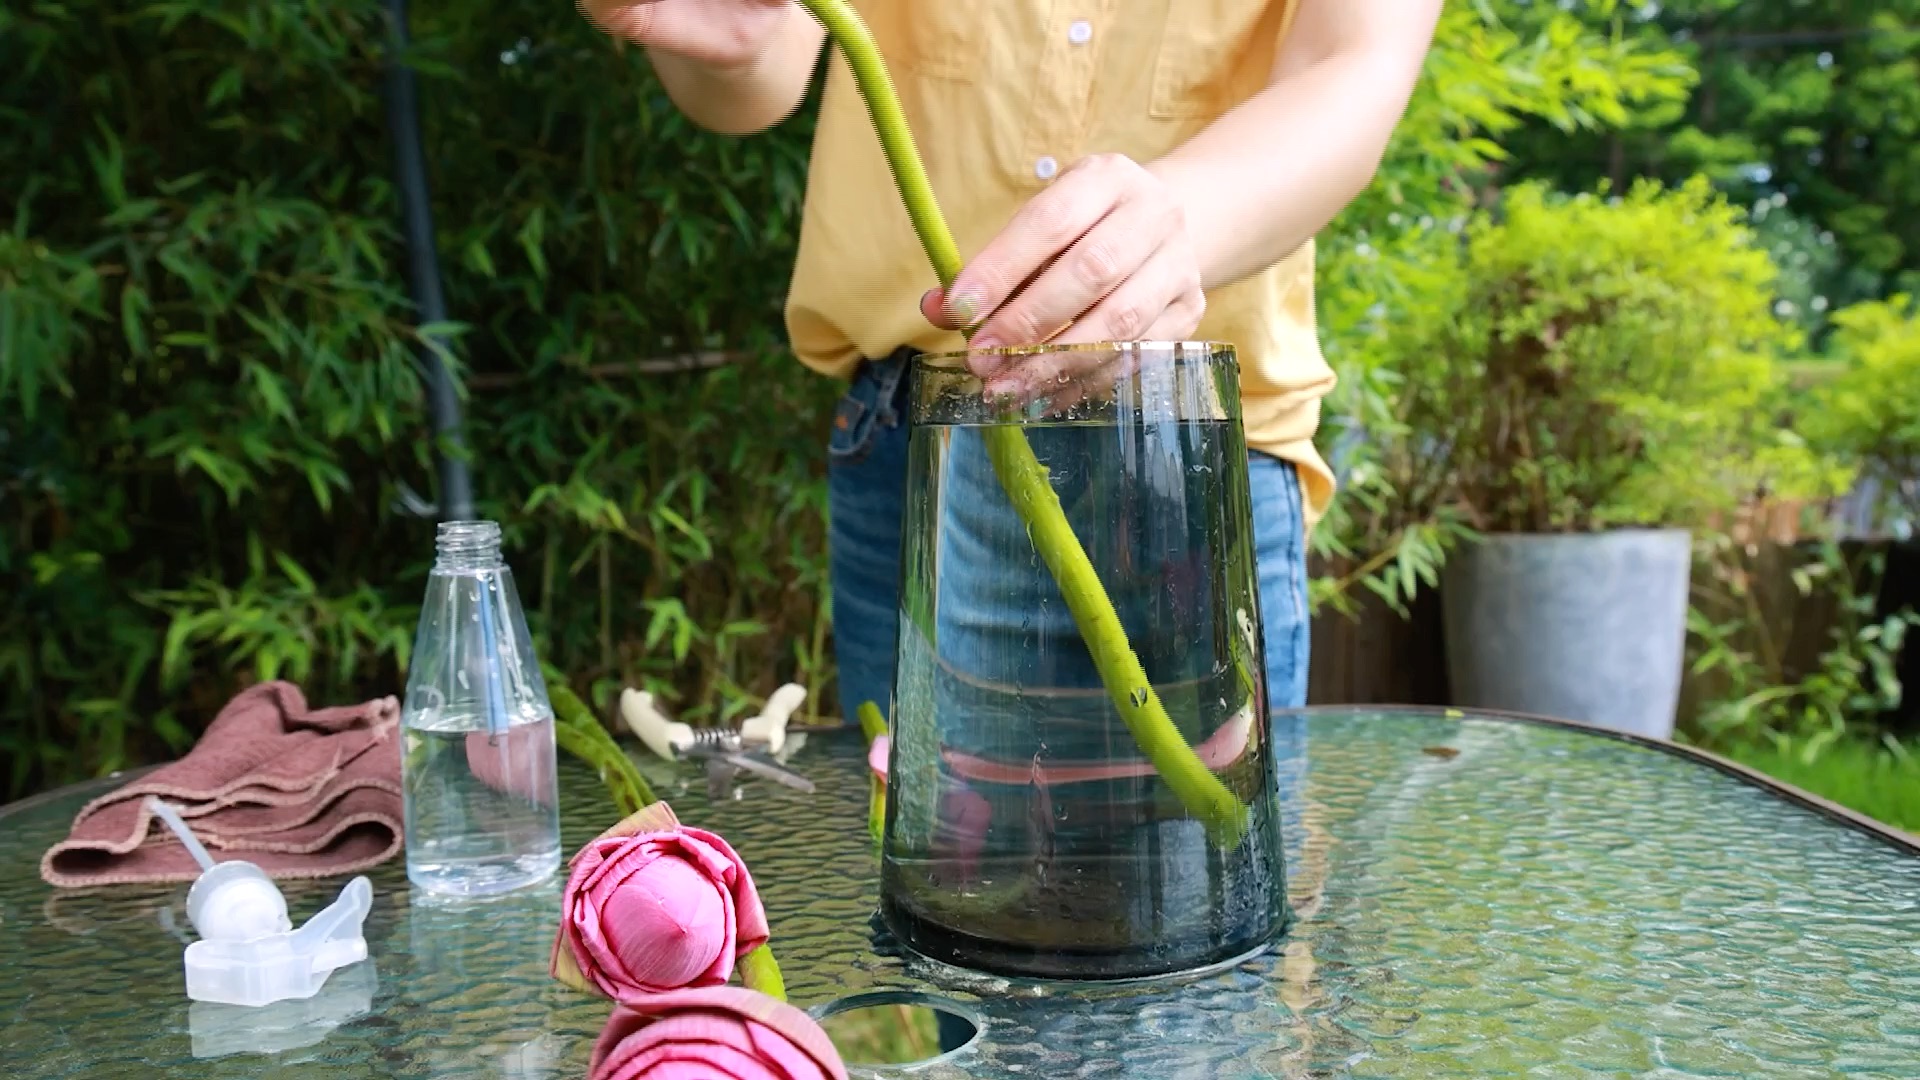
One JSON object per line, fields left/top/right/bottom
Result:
{"left": 945, "top": 289, "right": 983, "bottom": 328}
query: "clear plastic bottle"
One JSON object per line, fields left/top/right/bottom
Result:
{"left": 401, "top": 520, "right": 561, "bottom": 896}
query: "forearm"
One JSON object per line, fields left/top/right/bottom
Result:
{"left": 1147, "top": 7, "right": 1438, "bottom": 290}
{"left": 648, "top": 9, "right": 826, "bottom": 136}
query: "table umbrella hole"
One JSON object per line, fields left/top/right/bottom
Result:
{"left": 812, "top": 991, "right": 983, "bottom": 1069}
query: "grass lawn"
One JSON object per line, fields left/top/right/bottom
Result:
{"left": 1723, "top": 737, "right": 1920, "bottom": 835}
{"left": 819, "top": 1003, "right": 944, "bottom": 1066}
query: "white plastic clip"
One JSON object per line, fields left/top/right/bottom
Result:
{"left": 740, "top": 683, "right": 807, "bottom": 755}
{"left": 620, "top": 688, "right": 695, "bottom": 761}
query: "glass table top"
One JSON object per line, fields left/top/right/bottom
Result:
{"left": 2, "top": 707, "right": 1917, "bottom": 1078}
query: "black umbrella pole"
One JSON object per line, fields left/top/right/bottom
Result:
{"left": 382, "top": 0, "right": 474, "bottom": 522}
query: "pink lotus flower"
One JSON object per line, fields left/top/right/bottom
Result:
{"left": 590, "top": 986, "right": 848, "bottom": 1080}
{"left": 552, "top": 802, "right": 771, "bottom": 999}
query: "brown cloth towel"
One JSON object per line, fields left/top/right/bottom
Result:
{"left": 41, "top": 681, "right": 404, "bottom": 889}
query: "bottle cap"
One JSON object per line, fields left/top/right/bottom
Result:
{"left": 186, "top": 860, "right": 292, "bottom": 942}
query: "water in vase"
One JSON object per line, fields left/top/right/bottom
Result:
{"left": 879, "top": 398, "right": 1289, "bottom": 980}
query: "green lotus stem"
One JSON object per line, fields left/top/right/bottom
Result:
{"left": 859, "top": 701, "right": 887, "bottom": 853}
{"left": 856, "top": 699, "right": 889, "bottom": 744}
{"left": 738, "top": 943, "right": 787, "bottom": 1001}
{"left": 552, "top": 684, "right": 658, "bottom": 814}
{"left": 798, "top": 0, "right": 1247, "bottom": 847}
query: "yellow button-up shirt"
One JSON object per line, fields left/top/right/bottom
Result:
{"left": 785, "top": 0, "right": 1337, "bottom": 521}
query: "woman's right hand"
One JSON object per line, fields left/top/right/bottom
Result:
{"left": 579, "top": 0, "right": 797, "bottom": 71}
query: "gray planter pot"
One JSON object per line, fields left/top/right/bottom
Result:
{"left": 1441, "top": 529, "right": 1692, "bottom": 739}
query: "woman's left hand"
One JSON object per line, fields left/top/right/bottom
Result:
{"left": 920, "top": 153, "right": 1205, "bottom": 394}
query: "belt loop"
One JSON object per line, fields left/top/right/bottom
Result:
{"left": 874, "top": 347, "right": 917, "bottom": 428}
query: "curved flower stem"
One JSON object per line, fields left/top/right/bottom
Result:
{"left": 738, "top": 943, "right": 787, "bottom": 1001}
{"left": 856, "top": 700, "right": 889, "bottom": 744}
{"left": 796, "top": 0, "right": 1247, "bottom": 847}
{"left": 552, "top": 684, "right": 658, "bottom": 815}
{"left": 858, "top": 701, "right": 888, "bottom": 853}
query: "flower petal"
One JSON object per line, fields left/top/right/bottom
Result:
{"left": 674, "top": 828, "right": 772, "bottom": 958}
{"left": 595, "top": 1011, "right": 769, "bottom": 1079}
{"left": 596, "top": 801, "right": 684, "bottom": 843}
{"left": 603, "top": 855, "right": 729, "bottom": 990}
{"left": 746, "top": 1018, "right": 834, "bottom": 1080}
{"left": 605, "top": 988, "right": 848, "bottom": 1080}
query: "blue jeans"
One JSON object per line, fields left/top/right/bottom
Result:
{"left": 827, "top": 350, "right": 1311, "bottom": 728}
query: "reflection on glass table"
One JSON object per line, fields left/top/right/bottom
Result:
{"left": 2, "top": 707, "right": 1916, "bottom": 1078}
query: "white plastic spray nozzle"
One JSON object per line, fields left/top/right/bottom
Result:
{"left": 184, "top": 877, "right": 374, "bottom": 1008}
{"left": 149, "top": 797, "right": 291, "bottom": 943}
{"left": 149, "top": 797, "right": 217, "bottom": 872}
{"left": 146, "top": 797, "right": 375, "bottom": 1008}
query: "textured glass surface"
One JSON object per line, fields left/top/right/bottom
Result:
{"left": 887, "top": 343, "right": 1286, "bottom": 979}
{"left": 3, "top": 710, "right": 1917, "bottom": 1078}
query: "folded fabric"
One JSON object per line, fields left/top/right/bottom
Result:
{"left": 41, "top": 681, "right": 403, "bottom": 889}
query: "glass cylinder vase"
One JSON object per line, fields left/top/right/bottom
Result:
{"left": 877, "top": 341, "right": 1290, "bottom": 980}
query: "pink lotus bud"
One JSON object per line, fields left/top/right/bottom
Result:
{"left": 552, "top": 803, "right": 771, "bottom": 999}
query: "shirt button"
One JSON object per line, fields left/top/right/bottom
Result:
{"left": 1068, "top": 19, "right": 1093, "bottom": 45}
{"left": 1035, "top": 156, "right": 1059, "bottom": 180}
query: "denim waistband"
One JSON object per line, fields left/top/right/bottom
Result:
{"left": 829, "top": 347, "right": 918, "bottom": 465}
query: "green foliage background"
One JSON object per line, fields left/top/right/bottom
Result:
{"left": 2, "top": 0, "right": 1911, "bottom": 799}
{"left": 1498, "top": 0, "right": 1920, "bottom": 344}
{"left": 2, "top": 0, "right": 833, "bottom": 796}
{"left": 1386, "top": 178, "right": 1841, "bottom": 535}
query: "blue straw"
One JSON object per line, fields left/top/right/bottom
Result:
{"left": 476, "top": 577, "right": 511, "bottom": 737}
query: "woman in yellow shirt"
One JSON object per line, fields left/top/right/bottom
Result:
{"left": 580, "top": 0, "right": 1440, "bottom": 724}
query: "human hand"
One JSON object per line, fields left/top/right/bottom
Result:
{"left": 920, "top": 153, "right": 1205, "bottom": 400}
{"left": 577, "top": 0, "right": 794, "bottom": 70}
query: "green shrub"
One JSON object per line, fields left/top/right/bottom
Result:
{"left": 1801, "top": 295, "right": 1920, "bottom": 529}
{"left": 1312, "top": 1, "right": 1695, "bottom": 611}
{"left": 1681, "top": 296, "right": 1920, "bottom": 759}
{"left": 1688, "top": 537, "right": 1914, "bottom": 754}
{"left": 1394, "top": 178, "right": 1844, "bottom": 535}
